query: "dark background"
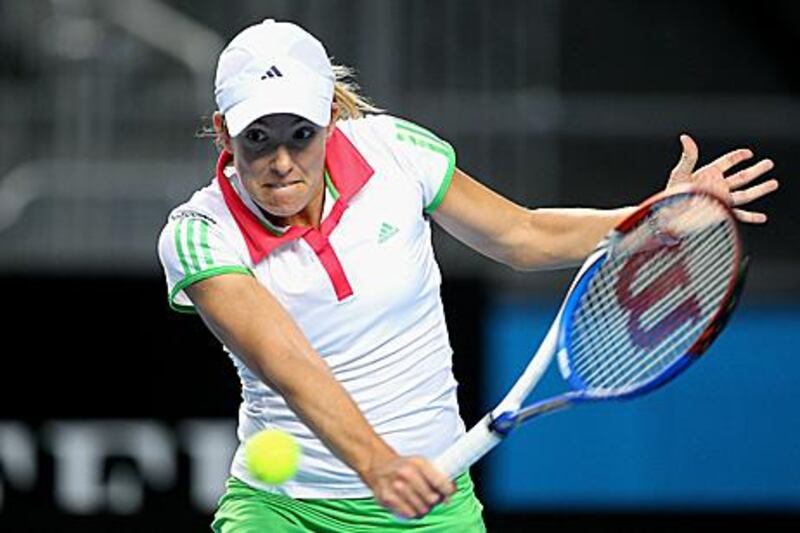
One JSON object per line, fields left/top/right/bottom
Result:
{"left": 1, "top": 0, "right": 797, "bottom": 531}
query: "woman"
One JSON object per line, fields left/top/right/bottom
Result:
{"left": 157, "top": 18, "right": 778, "bottom": 532}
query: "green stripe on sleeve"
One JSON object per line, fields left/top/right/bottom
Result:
{"left": 187, "top": 219, "right": 202, "bottom": 273}
{"left": 395, "top": 120, "right": 448, "bottom": 148}
{"left": 424, "top": 145, "right": 456, "bottom": 214}
{"left": 396, "top": 132, "right": 453, "bottom": 159}
{"left": 392, "top": 119, "right": 457, "bottom": 215}
{"left": 174, "top": 219, "right": 192, "bottom": 275}
{"left": 199, "top": 220, "right": 214, "bottom": 268}
{"left": 169, "top": 266, "right": 254, "bottom": 314}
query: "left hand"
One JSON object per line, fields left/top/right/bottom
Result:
{"left": 666, "top": 134, "right": 779, "bottom": 224}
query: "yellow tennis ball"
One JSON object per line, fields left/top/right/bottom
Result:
{"left": 245, "top": 429, "right": 300, "bottom": 485}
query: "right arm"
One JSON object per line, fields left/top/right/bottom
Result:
{"left": 184, "top": 273, "right": 454, "bottom": 517}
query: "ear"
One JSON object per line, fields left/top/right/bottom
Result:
{"left": 325, "top": 103, "right": 341, "bottom": 139}
{"left": 213, "top": 111, "right": 233, "bottom": 153}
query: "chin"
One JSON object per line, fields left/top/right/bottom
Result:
{"left": 262, "top": 201, "right": 303, "bottom": 219}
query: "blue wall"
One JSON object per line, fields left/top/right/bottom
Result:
{"left": 483, "top": 301, "right": 800, "bottom": 511}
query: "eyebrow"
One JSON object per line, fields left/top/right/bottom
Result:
{"left": 251, "top": 116, "right": 314, "bottom": 129}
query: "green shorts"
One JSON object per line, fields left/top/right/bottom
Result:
{"left": 211, "top": 472, "right": 486, "bottom": 532}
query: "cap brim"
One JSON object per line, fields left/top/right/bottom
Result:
{"left": 225, "top": 86, "right": 332, "bottom": 137}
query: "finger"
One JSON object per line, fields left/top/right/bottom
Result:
{"left": 670, "top": 134, "right": 699, "bottom": 177}
{"left": 408, "top": 472, "right": 442, "bottom": 513}
{"left": 410, "top": 476, "right": 444, "bottom": 508}
{"left": 415, "top": 459, "right": 456, "bottom": 500}
{"left": 403, "top": 466, "right": 445, "bottom": 508}
{"left": 704, "top": 147, "right": 753, "bottom": 175}
{"left": 733, "top": 208, "right": 768, "bottom": 224}
{"left": 382, "top": 494, "right": 416, "bottom": 520}
{"left": 726, "top": 159, "right": 775, "bottom": 189}
{"left": 393, "top": 478, "right": 430, "bottom": 517}
{"left": 730, "top": 179, "right": 779, "bottom": 206}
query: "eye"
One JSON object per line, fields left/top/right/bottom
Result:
{"left": 293, "top": 126, "right": 317, "bottom": 141}
{"left": 244, "top": 127, "right": 269, "bottom": 143}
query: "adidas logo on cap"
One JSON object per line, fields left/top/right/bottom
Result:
{"left": 260, "top": 65, "right": 283, "bottom": 80}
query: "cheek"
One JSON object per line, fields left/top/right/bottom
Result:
{"left": 293, "top": 141, "right": 326, "bottom": 177}
{"left": 231, "top": 158, "right": 265, "bottom": 199}
{"left": 233, "top": 159, "right": 256, "bottom": 185}
{"left": 233, "top": 146, "right": 269, "bottom": 177}
{"left": 307, "top": 138, "right": 327, "bottom": 172}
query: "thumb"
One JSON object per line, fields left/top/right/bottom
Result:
{"left": 670, "top": 133, "right": 699, "bottom": 178}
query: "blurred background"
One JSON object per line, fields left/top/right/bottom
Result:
{"left": 0, "top": 0, "right": 797, "bottom": 531}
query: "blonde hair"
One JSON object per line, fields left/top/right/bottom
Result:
{"left": 331, "top": 64, "right": 383, "bottom": 119}
{"left": 198, "top": 62, "right": 381, "bottom": 147}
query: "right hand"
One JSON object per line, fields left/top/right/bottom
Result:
{"left": 665, "top": 134, "right": 778, "bottom": 224}
{"left": 362, "top": 455, "right": 456, "bottom": 519}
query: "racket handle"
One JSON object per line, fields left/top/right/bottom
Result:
{"left": 433, "top": 413, "right": 504, "bottom": 479}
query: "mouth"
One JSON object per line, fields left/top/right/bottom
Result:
{"left": 264, "top": 180, "right": 302, "bottom": 190}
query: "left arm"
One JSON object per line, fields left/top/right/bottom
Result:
{"left": 432, "top": 134, "right": 779, "bottom": 271}
{"left": 432, "top": 168, "right": 634, "bottom": 270}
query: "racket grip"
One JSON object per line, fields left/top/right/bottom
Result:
{"left": 433, "top": 414, "right": 504, "bottom": 479}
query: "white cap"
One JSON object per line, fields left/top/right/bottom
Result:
{"left": 214, "top": 19, "right": 335, "bottom": 137}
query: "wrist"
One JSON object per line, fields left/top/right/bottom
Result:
{"left": 354, "top": 442, "right": 399, "bottom": 485}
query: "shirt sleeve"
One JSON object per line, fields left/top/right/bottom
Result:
{"left": 380, "top": 116, "right": 457, "bottom": 214}
{"left": 157, "top": 210, "right": 253, "bottom": 313}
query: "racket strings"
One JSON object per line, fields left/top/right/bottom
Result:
{"left": 566, "top": 196, "right": 737, "bottom": 393}
{"left": 575, "top": 223, "right": 733, "bottom": 389}
{"left": 574, "top": 275, "right": 701, "bottom": 390}
{"left": 600, "top": 235, "right": 733, "bottom": 383}
{"left": 576, "top": 212, "right": 734, "bottom": 389}
{"left": 573, "top": 227, "right": 733, "bottom": 388}
{"left": 572, "top": 209, "right": 729, "bottom": 360}
{"left": 574, "top": 246, "right": 690, "bottom": 350}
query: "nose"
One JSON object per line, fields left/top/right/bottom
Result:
{"left": 270, "top": 145, "right": 293, "bottom": 177}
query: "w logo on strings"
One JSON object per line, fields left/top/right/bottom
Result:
{"left": 260, "top": 65, "right": 283, "bottom": 80}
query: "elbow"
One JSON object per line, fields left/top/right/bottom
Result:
{"left": 501, "top": 230, "right": 585, "bottom": 271}
{"left": 504, "top": 247, "right": 562, "bottom": 272}
{"left": 501, "top": 211, "right": 582, "bottom": 271}
{"left": 497, "top": 248, "right": 533, "bottom": 272}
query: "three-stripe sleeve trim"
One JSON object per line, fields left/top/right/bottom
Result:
{"left": 174, "top": 218, "right": 217, "bottom": 276}
{"left": 392, "top": 120, "right": 457, "bottom": 215}
{"left": 187, "top": 219, "right": 202, "bottom": 272}
{"left": 200, "top": 221, "right": 214, "bottom": 266}
{"left": 174, "top": 220, "right": 192, "bottom": 274}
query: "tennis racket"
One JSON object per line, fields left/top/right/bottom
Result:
{"left": 434, "top": 186, "right": 748, "bottom": 479}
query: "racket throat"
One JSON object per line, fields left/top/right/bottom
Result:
{"left": 515, "top": 394, "right": 582, "bottom": 426}
{"left": 488, "top": 411, "right": 518, "bottom": 436}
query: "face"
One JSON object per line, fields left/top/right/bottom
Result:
{"left": 222, "top": 113, "right": 331, "bottom": 227}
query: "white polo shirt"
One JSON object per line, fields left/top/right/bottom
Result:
{"left": 157, "top": 114, "right": 463, "bottom": 498}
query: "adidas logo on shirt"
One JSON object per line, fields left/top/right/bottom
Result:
{"left": 260, "top": 65, "right": 283, "bottom": 80}
{"left": 378, "top": 222, "right": 399, "bottom": 243}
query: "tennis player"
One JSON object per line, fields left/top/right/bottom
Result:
{"left": 157, "top": 18, "right": 778, "bottom": 532}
